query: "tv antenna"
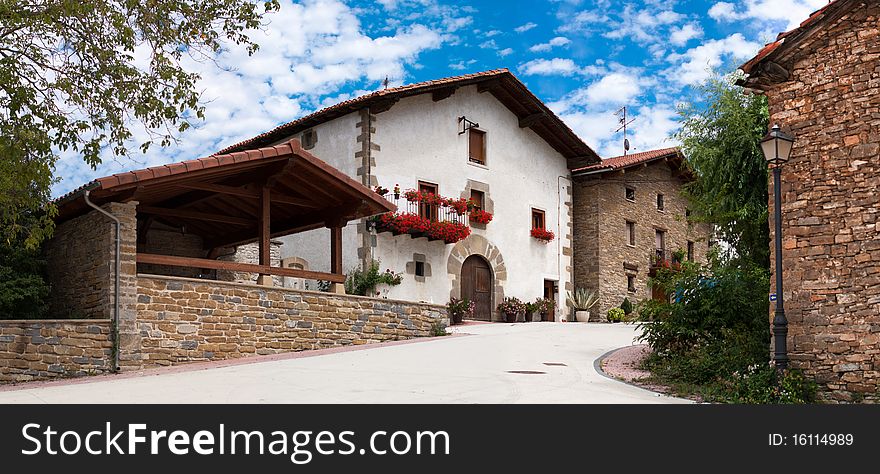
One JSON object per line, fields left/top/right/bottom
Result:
{"left": 614, "top": 106, "right": 635, "bottom": 156}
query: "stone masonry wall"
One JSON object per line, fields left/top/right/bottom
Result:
{"left": 137, "top": 224, "right": 209, "bottom": 279}
{"left": 763, "top": 3, "right": 880, "bottom": 402}
{"left": 0, "top": 320, "right": 113, "bottom": 383}
{"left": 573, "top": 162, "right": 711, "bottom": 319}
{"left": 136, "top": 274, "right": 447, "bottom": 366}
{"left": 44, "top": 203, "right": 117, "bottom": 319}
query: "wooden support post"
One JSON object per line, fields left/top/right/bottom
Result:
{"left": 330, "top": 222, "right": 344, "bottom": 294}
{"left": 330, "top": 225, "right": 343, "bottom": 275}
{"left": 258, "top": 186, "right": 272, "bottom": 286}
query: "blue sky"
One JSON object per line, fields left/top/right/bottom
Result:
{"left": 53, "top": 0, "right": 829, "bottom": 196}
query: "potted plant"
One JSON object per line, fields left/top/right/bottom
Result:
{"left": 533, "top": 298, "right": 555, "bottom": 322}
{"left": 497, "top": 297, "right": 525, "bottom": 323}
{"left": 530, "top": 228, "right": 555, "bottom": 243}
{"left": 607, "top": 308, "right": 626, "bottom": 323}
{"left": 566, "top": 288, "right": 599, "bottom": 322}
{"left": 524, "top": 301, "right": 539, "bottom": 323}
{"left": 446, "top": 298, "right": 475, "bottom": 325}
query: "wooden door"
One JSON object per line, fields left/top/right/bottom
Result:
{"left": 461, "top": 255, "right": 492, "bottom": 321}
{"left": 543, "top": 280, "right": 556, "bottom": 321}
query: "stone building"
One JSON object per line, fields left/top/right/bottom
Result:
{"left": 740, "top": 0, "right": 880, "bottom": 402}
{"left": 571, "top": 148, "right": 712, "bottom": 318}
{"left": 218, "top": 69, "right": 600, "bottom": 321}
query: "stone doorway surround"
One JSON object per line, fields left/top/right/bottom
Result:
{"left": 447, "top": 234, "right": 506, "bottom": 322}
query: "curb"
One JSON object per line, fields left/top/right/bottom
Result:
{"left": 593, "top": 345, "right": 690, "bottom": 401}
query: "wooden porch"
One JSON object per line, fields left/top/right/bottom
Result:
{"left": 61, "top": 139, "right": 395, "bottom": 286}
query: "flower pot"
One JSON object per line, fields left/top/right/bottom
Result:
{"left": 452, "top": 312, "right": 463, "bottom": 325}
{"left": 532, "top": 312, "right": 543, "bottom": 322}
{"left": 575, "top": 311, "right": 590, "bottom": 323}
{"left": 504, "top": 312, "right": 517, "bottom": 323}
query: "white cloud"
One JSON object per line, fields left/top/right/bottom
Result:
{"left": 479, "top": 39, "right": 497, "bottom": 49}
{"left": 52, "top": 0, "right": 448, "bottom": 196}
{"left": 667, "top": 33, "right": 762, "bottom": 85}
{"left": 584, "top": 73, "right": 643, "bottom": 105}
{"left": 708, "top": 0, "right": 829, "bottom": 30}
{"left": 670, "top": 23, "right": 703, "bottom": 46}
{"left": 529, "top": 36, "right": 571, "bottom": 52}
{"left": 519, "top": 58, "right": 581, "bottom": 76}
{"left": 449, "top": 59, "right": 477, "bottom": 70}
{"left": 514, "top": 22, "right": 538, "bottom": 33}
{"left": 559, "top": 105, "right": 679, "bottom": 158}
{"left": 484, "top": 30, "right": 502, "bottom": 37}
{"left": 498, "top": 48, "right": 514, "bottom": 57}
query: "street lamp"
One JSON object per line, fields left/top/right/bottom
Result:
{"left": 761, "top": 124, "right": 795, "bottom": 373}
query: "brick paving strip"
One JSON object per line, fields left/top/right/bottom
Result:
{"left": 0, "top": 332, "right": 469, "bottom": 393}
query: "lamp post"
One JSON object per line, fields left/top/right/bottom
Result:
{"left": 761, "top": 124, "right": 795, "bottom": 373}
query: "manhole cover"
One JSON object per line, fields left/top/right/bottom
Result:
{"left": 506, "top": 370, "right": 547, "bottom": 375}
{"left": 543, "top": 362, "right": 567, "bottom": 367}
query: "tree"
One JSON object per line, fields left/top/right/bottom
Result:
{"left": 0, "top": 0, "right": 280, "bottom": 249}
{"left": 675, "top": 73, "right": 771, "bottom": 268}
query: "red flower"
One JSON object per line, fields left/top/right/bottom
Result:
{"left": 530, "top": 227, "right": 555, "bottom": 243}
{"left": 469, "top": 209, "right": 493, "bottom": 225}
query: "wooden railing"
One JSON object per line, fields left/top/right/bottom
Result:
{"left": 136, "top": 253, "right": 345, "bottom": 283}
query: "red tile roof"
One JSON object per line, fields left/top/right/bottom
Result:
{"left": 741, "top": 0, "right": 845, "bottom": 75}
{"left": 215, "top": 69, "right": 600, "bottom": 165}
{"left": 571, "top": 147, "right": 681, "bottom": 174}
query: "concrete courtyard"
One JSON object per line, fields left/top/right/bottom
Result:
{"left": 0, "top": 322, "right": 690, "bottom": 404}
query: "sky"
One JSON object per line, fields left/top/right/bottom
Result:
{"left": 52, "top": 0, "right": 830, "bottom": 197}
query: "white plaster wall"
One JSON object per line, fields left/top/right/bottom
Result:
{"left": 275, "top": 112, "right": 361, "bottom": 276}
{"left": 372, "top": 86, "right": 573, "bottom": 318}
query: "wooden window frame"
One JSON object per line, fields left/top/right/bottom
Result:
{"left": 627, "top": 274, "right": 636, "bottom": 293}
{"left": 626, "top": 220, "right": 636, "bottom": 246}
{"left": 657, "top": 193, "right": 665, "bottom": 211}
{"left": 531, "top": 208, "right": 546, "bottom": 230}
{"left": 470, "top": 189, "right": 485, "bottom": 212}
{"left": 468, "top": 128, "right": 486, "bottom": 165}
{"left": 625, "top": 187, "right": 635, "bottom": 202}
{"left": 418, "top": 181, "right": 439, "bottom": 221}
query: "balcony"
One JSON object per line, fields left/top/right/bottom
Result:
{"left": 649, "top": 248, "right": 682, "bottom": 276}
{"left": 369, "top": 189, "right": 475, "bottom": 244}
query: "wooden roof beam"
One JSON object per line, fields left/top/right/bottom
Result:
{"left": 519, "top": 112, "right": 546, "bottom": 129}
{"left": 138, "top": 205, "right": 255, "bottom": 226}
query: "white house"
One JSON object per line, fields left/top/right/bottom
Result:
{"left": 218, "top": 70, "right": 600, "bottom": 321}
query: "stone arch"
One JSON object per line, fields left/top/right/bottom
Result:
{"left": 447, "top": 234, "right": 506, "bottom": 322}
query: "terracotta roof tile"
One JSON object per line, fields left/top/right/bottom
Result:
{"left": 214, "top": 69, "right": 599, "bottom": 165}
{"left": 572, "top": 147, "right": 681, "bottom": 173}
{"left": 741, "top": 0, "right": 843, "bottom": 74}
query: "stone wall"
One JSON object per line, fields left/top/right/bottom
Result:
{"left": 137, "top": 224, "right": 209, "bottom": 279}
{"left": 762, "top": 3, "right": 880, "bottom": 402}
{"left": 217, "top": 241, "right": 283, "bottom": 286}
{"left": 136, "top": 274, "right": 447, "bottom": 366}
{"left": 0, "top": 320, "right": 113, "bottom": 383}
{"left": 44, "top": 203, "right": 118, "bottom": 319}
{"left": 573, "top": 162, "right": 711, "bottom": 318}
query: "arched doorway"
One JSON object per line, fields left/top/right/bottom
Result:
{"left": 461, "top": 255, "right": 493, "bottom": 321}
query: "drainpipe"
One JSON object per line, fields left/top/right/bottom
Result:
{"left": 84, "top": 190, "right": 121, "bottom": 372}
{"left": 557, "top": 175, "right": 572, "bottom": 322}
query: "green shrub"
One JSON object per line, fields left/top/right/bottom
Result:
{"left": 620, "top": 297, "right": 633, "bottom": 316}
{"left": 429, "top": 320, "right": 448, "bottom": 337}
{"left": 607, "top": 308, "right": 626, "bottom": 322}
{"left": 344, "top": 260, "right": 403, "bottom": 296}
{"left": 728, "top": 366, "right": 817, "bottom": 404}
{"left": 0, "top": 243, "right": 50, "bottom": 319}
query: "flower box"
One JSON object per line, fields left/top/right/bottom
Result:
{"left": 530, "top": 227, "right": 555, "bottom": 243}
{"left": 469, "top": 209, "right": 493, "bottom": 225}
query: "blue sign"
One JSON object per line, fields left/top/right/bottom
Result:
{"left": 769, "top": 293, "right": 777, "bottom": 302}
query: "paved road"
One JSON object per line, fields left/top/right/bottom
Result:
{"left": 0, "top": 323, "right": 690, "bottom": 404}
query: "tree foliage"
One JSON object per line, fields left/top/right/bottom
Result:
{"left": 0, "top": 0, "right": 279, "bottom": 248}
{"left": 675, "top": 74, "right": 770, "bottom": 267}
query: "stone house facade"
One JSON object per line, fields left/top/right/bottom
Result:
{"left": 217, "top": 70, "right": 601, "bottom": 321}
{"left": 740, "top": 0, "right": 880, "bottom": 402}
{"left": 572, "top": 148, "right": 712, "bottom": 318}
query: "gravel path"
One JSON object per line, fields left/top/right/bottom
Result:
{"left": 600, "top": 344, "right": 676, "bottom": 396}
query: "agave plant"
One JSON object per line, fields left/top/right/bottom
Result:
{"left": 566, "top": 288, "right": 600, "bottom": 311}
